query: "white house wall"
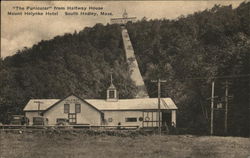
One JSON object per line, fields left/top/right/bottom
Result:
{"left": 103, "top": 110, "right": 142, "bottom": 127}
{"left": 25, "top": 111, "right": 40, "bottom": 125}
{"left": 143, "top": 111, "right": 160, "bottom": 127}
{"left": 103, "top": 110, "right": 177, "bottom": 128}
{"left": 171, "top": 110, "right": 177, "bottom": 127}
{"left": 24, "top": 95, "right": 177, "bottom": 127}
{"left": 43, "top": 95, "right": 102, "bottom": 125}
{"left": 103, "top": 110, "right": 162, "bottom": 127}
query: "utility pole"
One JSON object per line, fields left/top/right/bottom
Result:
{"left": 224, "top": 80, "right": 229, "bottom": 135}
{"left": 34, "top": 101, "right": 43, "bottom": 116}
{"left": 210, "top": 80, "right": 215, "bottom": 136}
{"left": 249, "top": 79, "right": 250, "bottom": 137}
{"left": 223, "top": 80, "right": 233, "bottom": 135}
{"left": 151, "top": 79, "right": 166, "bottom": 135}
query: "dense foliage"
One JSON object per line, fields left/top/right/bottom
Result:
{"left": 127, "top": 2, "right": 250, "bottom": 136}
{"left": 0, "top": 2, "right": 249, "bottom": 136}
{"left": 0, "top": 24, "right": 138, "bottom": 123}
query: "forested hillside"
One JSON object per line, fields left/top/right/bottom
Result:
{"left": 0, "top": 24, "right": 138, "bottom": 122}
{"left": 1, "top": 2, "right": 249, "bottom": 136}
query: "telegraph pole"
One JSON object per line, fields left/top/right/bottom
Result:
{"left": 179, "top": 74, "right": 250, "bottom": 136}
{"left": 151, "top": 79, "right": 166, "bottom": 135}
{"left": 249, "top": 79, "right": 250, "bottom": 137}
{"left": 210, "top": 80, "right": 215, "bottom": 136}
{"left": 34, "top": 101, "right": 43, "bottom": 116}
{"left": 224, "top": 80, "right": 229, "bottom": 135}
{"left": 223, "top": 80, "right": 233, "bottom": 135}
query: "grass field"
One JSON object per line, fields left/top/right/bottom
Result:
{"left": 0, "top": 131, "right": 250, "bottom": 158}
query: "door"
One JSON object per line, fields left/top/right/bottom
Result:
{"left": 162, "top": 111, "right": 171, "bottom": 127}
{"left": 68, "top": 113, "right": 76, "bottom": 125}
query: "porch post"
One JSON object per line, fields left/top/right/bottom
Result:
{"left": 171, "top": 110, "right": 176, "bottom": 127}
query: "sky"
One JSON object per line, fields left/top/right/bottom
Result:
{"left": 1, "top": 1, "right": 244, "bottom": 58}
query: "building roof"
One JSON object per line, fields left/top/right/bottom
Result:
{"left": 85, "top": 98, "right": 177, "bottom": 111}
{"left": 23, "top": 99, "right": 60, "bottom": 111}
{"left": 23, "top": 97, "right": 177, "bottom": 111}
{"left": 42, "top": 94, "right": 103, "bottom": 114}
{"left": 108, "top": 83, "right": 116, "bottom": 90}
{"left": 110, "top": 17, "right": 137, "bottom": 20}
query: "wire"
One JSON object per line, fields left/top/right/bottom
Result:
{"left": 177, "top": 74, "right": 250, "bottom": 81}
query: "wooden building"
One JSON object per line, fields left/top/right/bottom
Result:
{"left": 23, "top": 83, "right": 177, "bottom": 128}
{"left": 110, "top": 10, "right": 136, "bottom": 25}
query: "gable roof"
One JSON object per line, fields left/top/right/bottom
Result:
{"left": 85, "top": 98, "right": 177, "bottom": 111}
{"left": 24, "top": 95, "right": 177, "bottom": 112}
{"left": 23, "top": 99, "right": 60, "bottom": 111}
{"left": 23, "top": 94, "right": 103, "bottom": 114}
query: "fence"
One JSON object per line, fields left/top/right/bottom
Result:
{"left": 0, "top": 124, "right": 140, "bottom": 131}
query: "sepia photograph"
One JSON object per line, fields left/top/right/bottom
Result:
{"left": 0, "top": 0, "right": 250, "bottom": 158}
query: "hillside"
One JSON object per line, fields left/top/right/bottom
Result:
{"left": 0, "top": 2, "right": 250, "bottom": 136}
{"left": 126, "top": 2, "right": 250, "bottom": 136}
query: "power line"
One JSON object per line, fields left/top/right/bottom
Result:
{"left": 151, "top": 79, "right": 166, "bottom": 135}
{"left": 34, "top": 101, "right": 43, "bottom": 116}
{"left": 177, "top": 74, "right": 250, "bottom": 81}
{"left": 149, "top": 73, "right": 250, "bottom": 135}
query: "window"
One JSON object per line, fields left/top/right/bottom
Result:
{"left": 125, "top": 117, "right": 137, "bottom": 122}
{"left": 75, "top": 104, "right": 81, "bottom": 113}
{"left": 109, "top": 90, "right": 115, "bottom": 98}
{"left": 56, "top": 118, "right": 69, "bottom": 123}
{"left": 101, "top": 113, "right": 105, "bottom": 121}
{"left": 68, "top": 113, "right": 76, "bottom": 124}
{"left": 64, "top": 104, "right": 69, "bottom": 113}
{"left": 139, "top": 117, "right": 143, "bottom": 121}
{"left": 108, "top": 118, "right": 113, "bottom": 122}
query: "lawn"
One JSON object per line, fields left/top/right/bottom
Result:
{"left": 0, "top": 131, "right": 250, "bottom": 158}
